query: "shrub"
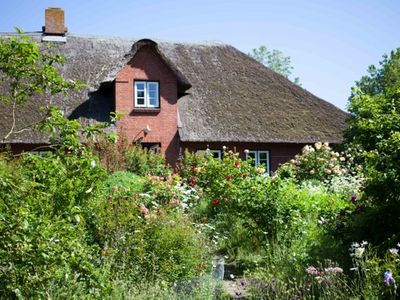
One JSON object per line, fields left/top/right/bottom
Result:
{"left": 95, "top": 174, "right": 212, "bottom": 284}
{"left": 276, "top": 142, "right": 362, "bottom": 184}
{"left": 0, "top": 109, "right": 107, "bottom": 298}
{"left": 179, "top": 150, "right": 276, "bottom": 259}
{"left": 92, "top": 133, "right": 172, "bottom": 176}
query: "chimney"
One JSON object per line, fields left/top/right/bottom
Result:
{"left": 42, "top": 8, "right": 67, "bottom": 43}
{"left": 44, "top": 8, "right": 67, "bottom": 35}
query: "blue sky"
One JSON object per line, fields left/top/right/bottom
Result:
{"left": 1, "top": 0, "right": 399, "bottom": 111}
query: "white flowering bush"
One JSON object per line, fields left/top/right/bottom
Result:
{"left": 276, "top": 142, "right": 363, "bottom": 185}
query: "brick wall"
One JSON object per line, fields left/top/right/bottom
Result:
{"left": 115, "top": 45, "right": 180, "bottom": 166}
{"left": 181, "top": 142, "right": 306, "bottom": 172}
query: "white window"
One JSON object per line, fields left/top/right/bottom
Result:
{"left": 209, "top": 150, "right": 222, "bottom": 159}
{"left": 196, "top": 149, "right": 222, "bottom": 159}
{"left": 246, "top": 150, "right": 270, "bottom": 174}
{"left": 135, "top": 81, "right": 159, "bottom": 108}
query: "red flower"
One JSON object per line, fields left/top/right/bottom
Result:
{"left": 234, "top": 161, "right": 241, "bottom": 168}
{"left": 188, "top": 177, "right": 197, "bottom": 187}
{"left": 225, "top": 175, "right": 233, "bottom": 180}
{"left": 213, "top": 198, "right": 220, "bottom": 206}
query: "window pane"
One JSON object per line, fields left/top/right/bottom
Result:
{"left": 137, "top": 98, "right": 145, "bottom": 105}
{"left": 247, "top": 152, "right": 256, "bottom": 159}
{"left": 136, "top": 83, "right": 145, "bottom": 90}
{"left": 246, "top": 152, "right": 256, "bottom": 166}
{"left": 147, "top": 82, "right": 158, "bottom": 107}
{"left": 210, "top": 150, "right": 221, "bottom": 159}
{"left": 148, "top": 83, "right": 157, "bottom": 92}
{"left": 149, "top": 96, "right": 157, "bottom": 106}
{"left": 137, "top": 91, "right": 145, "bottom": 98}
{"left": 259, "top": 152, "right": 268, "bottom": 162}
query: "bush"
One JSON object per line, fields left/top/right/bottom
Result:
{"left": 92, "top": 133, "right": 172, "bottom": 176}
{"left": 0, "top": 125, "right": 107, "bottom": 297}
{"left": 95, "top": 193, "right": 211, "bottom": 283}
{"left": 275, "top": 142, "right": 362, "bottom": 184}
{"left": 180, "top": 150, "right": 275, "bottom": 257}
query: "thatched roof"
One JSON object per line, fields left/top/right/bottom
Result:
{"left": 0, "top": 33, "right": 347, "bottom": 144}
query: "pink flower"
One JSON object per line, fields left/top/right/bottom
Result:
{"left": 306, "top": 266, "right": 320, "bottom": 276}
{"left": 139, "top": 204, "right": 149, "bottom": 215}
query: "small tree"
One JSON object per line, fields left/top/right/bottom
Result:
{"left": 249, "top": 45, "right": 301, "bottom": 85}
{"left": 0, "top": 29, "right": 82, "bottom": 141}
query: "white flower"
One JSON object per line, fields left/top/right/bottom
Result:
{"left": 389, "top": 248, "right": 399, "bottom": 255}
{"left": 354, "top": 247, "right": 365, "bottom": 258}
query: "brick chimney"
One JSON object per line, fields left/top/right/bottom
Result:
{"left": 43, "top": 8, "right": 67, "bottom": 35}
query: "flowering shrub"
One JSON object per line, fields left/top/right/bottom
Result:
{"left": 276, "top": 142, "right": 363, "bottom": 183}
{"left": 95, "top": 176, "right": 211, "bottom": 284}
{"left": 179, "top": 149, "right": 275, "bottom": 255}
{"left": 91, "top": 133, "right": 171, "bottom": 176}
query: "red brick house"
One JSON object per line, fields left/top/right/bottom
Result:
{"left": 0, "top": 8, "right": 348, "bottom": 173}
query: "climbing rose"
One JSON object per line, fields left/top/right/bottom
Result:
{"left": 213, "top": 199, "right": 220, "bottom": 206}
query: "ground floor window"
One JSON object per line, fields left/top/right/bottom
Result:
{"left": 246, "top": 150, "right": 270, "bottom": 174}
{"left": 196, "top": 149, "right": 222, "bottom": 159}
{"left": 141, "top": 143, "right": 161, "bottom": 153}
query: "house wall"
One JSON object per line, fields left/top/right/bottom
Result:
{"left": 180, "top": 142, "right": 306, "bottom": 172}
{"left": 115, "top": 45, "right": 180, "bottom": 166}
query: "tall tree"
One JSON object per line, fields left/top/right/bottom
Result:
{"left": 345, "top": 48, "right": 400, "bottom": 246}
{"left": 249, "top": 45, "right": 301, "bottom": 86}
{"left": 0, "top": 30, "right": 82, "bottom": 141}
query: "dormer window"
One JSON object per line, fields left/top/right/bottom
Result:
{"left": 135, "top": 81, "right": 159, "bottom": 108}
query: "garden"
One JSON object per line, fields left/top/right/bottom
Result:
{"left": 0, "top": 34, "right": 399, "bottom": 299}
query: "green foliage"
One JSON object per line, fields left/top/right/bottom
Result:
{"left": 345, "top": 48, "right": 400, "bottom": 246}
{"left": 0, "top": 112, "right": 107, "bottom": 298}
{"left": 0, "top": 31, "right": 82, "bottom": 105}
{"left": 101, "top": 170, "right": 144, "bottom": 194}
{"left": 92, "top": 133, "right": 172, "bottom": 176}
{"left": 95, "top": 175, "right": 212, "bottom": 284}
{"left": 249, "top": 45, "right": 301, "bottom": 85}
{"left": 180, "top": 150, "right": 275, "bottom": 256}
{"left": 0, "top": 31, "right": 84, "bottom": 142}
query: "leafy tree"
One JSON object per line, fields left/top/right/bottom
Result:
{"left": 249, "top": 45, "right": 301, "bottom": 85}
{"left": 345, "top": 48, "right": 400, "bottom": 246}
{"left": 0, "top": 29, "right": 83, "bottom": 141}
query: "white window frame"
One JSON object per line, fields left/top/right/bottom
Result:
{"left": 246, "top": 150, "right": 270, "bottom": 174}
{"left": 196, "top": 149, "right": 222, "bottom": 159}
{"left": 134, "top": 81, "right": 159, "bottom": 108}
{"left": 209, "top": 150, "right": 222, "bottom": 159}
